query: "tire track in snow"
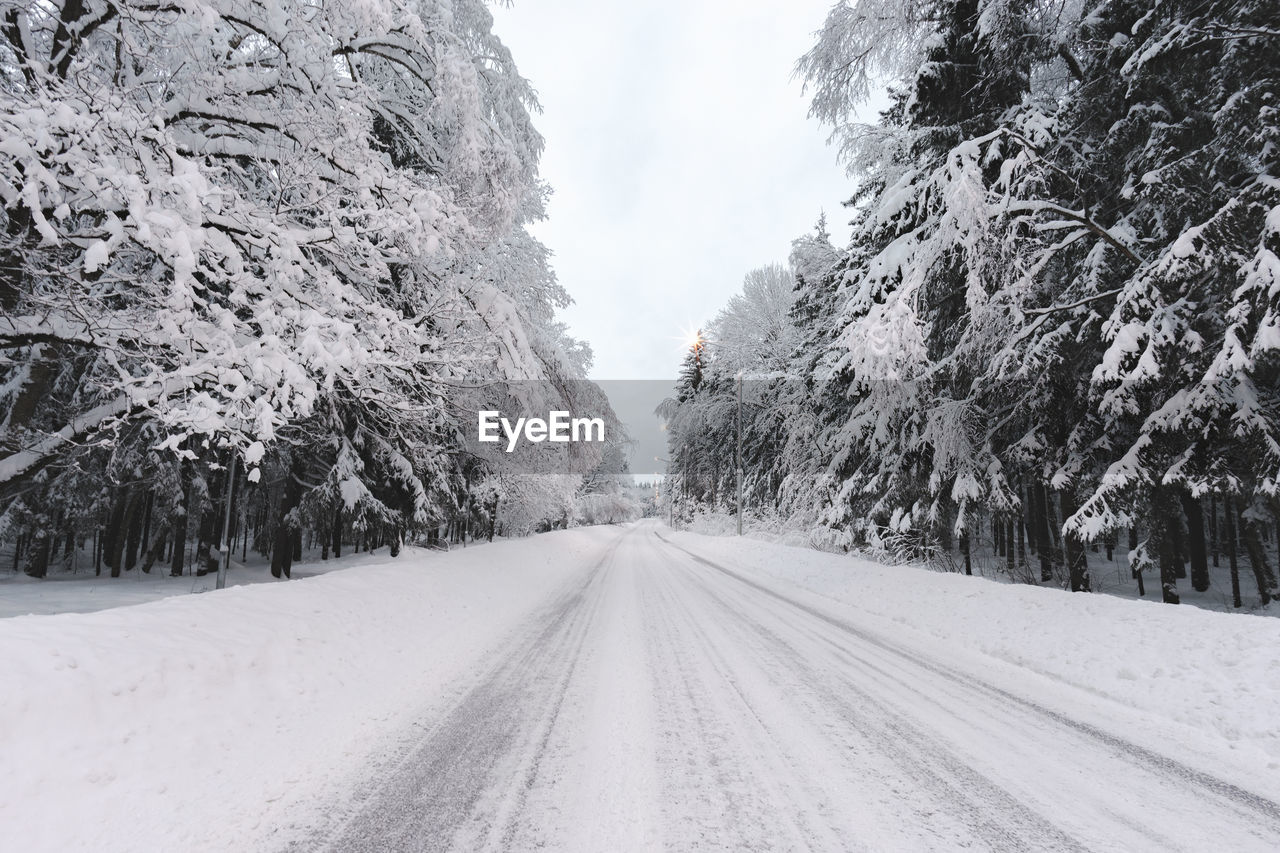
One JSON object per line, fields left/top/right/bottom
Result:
{"left": 656, "top": 530, "right": 1280, "bottom": 847}
{"left": 639, "top": 534, "right": 852, "bottom": 850}
{"left": 649, "top": 533, "right": 1085, "bottom": 852}
{"left": 302, "top": 533, "right": 623, "bottom": 852}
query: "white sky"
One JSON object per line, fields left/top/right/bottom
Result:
{"left": 490, "top": 0, "right": 854, "bottom": 380}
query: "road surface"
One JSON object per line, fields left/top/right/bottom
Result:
{"left": 297, "top": 524, "right": 1280, "bottom": 852}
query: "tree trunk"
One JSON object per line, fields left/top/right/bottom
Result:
{"left": 936, "top": 503, "right": 953, "bottom": 552}
{"left": 140, "top": 523, "right": 167, "bottom": 575}
{"left": 171, "top": 478, "right": 191, "bottom": 577}
{"left": 124, "top": 490, "right": 147, "bottom": 571}
{"left": 1005, "top": 518, "right": 1015, "bottom": 574}
{"left": 1023, "top": 483, "right": 1036, "bottom": 556}
{"left": 1224, "top": 495, "right": 1242, "bottom": 608}
{"left": 1209, "top": 494, "right": 1219, "bottom": 568}
{"left": 196, "top": 464, "right": 228, "bottom": 576}
{"left": 959, "top": 527, "right": 971, "bottom": 575}
{"left": 331, "top": 505, "right": 342, "bottom": 559}
{"left": 1058, "top": 489, "right": 1090, "bottom": 592}
{"left": 1179, "top": 491, "right": 1209, "bottom": 592}
{"left": 1238, "top": 504, "right": 1277, "bottom": 606}
{"left": 1151, "top": 489, "right": 1180, "bottom": 604}
{"left": 1032, "top": 482, "right": 1052, "bottom": 582}
{"left": 106, "top": 489, "right": 131, "bottom": 577}
{"left": 271, "top": 462, "right": 303, "bottom": 579}
{"left": 24, "top": 532, "right": 50, "bottom": 578}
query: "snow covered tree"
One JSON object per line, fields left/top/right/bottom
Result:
{"left": 0, "top": 0, "right": 609, "bottom": 574}
{"left": 667, "top": 0, "right": 1279, "bottom": 607}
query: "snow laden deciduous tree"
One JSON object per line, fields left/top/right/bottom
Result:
{"left": 668, "top": 0, "right": 1279, "bottom": 606}
{"left": 0, "top": 0, "right": 606, "bottom": 577}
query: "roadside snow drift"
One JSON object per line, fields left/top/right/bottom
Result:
{"left": 0, "top": 529, "right": 618, "bottom": 852}
{"left": 669, "top": 529, "right": 1280, "bottom": 772}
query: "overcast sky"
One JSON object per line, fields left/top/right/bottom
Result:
{"left": 490, "top": 0, "right": 854, "bottom": 382}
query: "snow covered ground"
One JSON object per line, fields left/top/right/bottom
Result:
{"left": 0, "top": 547, "right": 399, "bottom": 618}
{"left": 679, "top": 507, "right": 1280, "bottom": 614}
{"left": 0, "top": 528, "right": 621, "bottom": 851}
{"left": 3, "top": 520, "right": 1279, "bottom": 851}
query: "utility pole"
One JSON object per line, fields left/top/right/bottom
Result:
{"left": 736, "top": 372, "right": 743, "bottom": 536}
{"left": 216, "top": 451, "right": 236, "bottom": 590}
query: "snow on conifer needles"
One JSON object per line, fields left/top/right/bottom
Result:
{"left": 662, "top": 0, "right": 1280, "bottom": 608}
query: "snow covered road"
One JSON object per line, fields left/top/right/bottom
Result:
{"left": 298, "top": 524, "right": 1280, "bottom": 852}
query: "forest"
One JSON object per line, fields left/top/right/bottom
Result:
{"left": 661, "top": 0, "right": 1280, "bottom": 607}
{"left": 0, "top": 0, "right": 630, "bottom": 581}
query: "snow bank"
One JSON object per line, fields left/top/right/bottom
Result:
{"left": 668, "top": 529, "right": 1280, "bottom": 772}
{"left": 0, "top": 529, "right": 616, "bottom": 852}
{"left": 0, "top": 548, "right": 396, "bottom": 618}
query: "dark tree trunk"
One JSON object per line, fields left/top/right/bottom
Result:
{"left": 1023, "top": 483, "right": 1036, "bottom": 556}
{"left": 331, "top": 505, "right": 342, "bottom": 559}
{"left": 1209, "top": 494, "right": 1219, "bottom": 568}
{"left": 938, "top": 503, "right": 953, "bottom": 552}
{"left": 140, "top": 524, "right": 167, "bottom": 575}
{"left": 1032, "top": 482, "right": 1053, "bottom": 582}
{"left": 171, "top": 480, "right": 190, "bottom": 577}
{"left": 196, "top": 467, "right": 225, "bottom": 576}
{"left": 106, "top": 489, "right": 131, "bottom": 577}
{"left": 959, "top": 527, "right": 971, "bottom": 575}
{"left": 124, "top": 490, "right": 146, "bottom": 571}
{"left": 1224, "top": 495, "right": 1242, "bottom": 608}
{"left": 1045, "top": 488, "right": 1062, "bottom": 550}
{"left": 1058, "top": 489, "right": 1090, "bottom": 592}
{"left": 271, "top": 462, "right": 303, "bottom": 579}
{"left": 1179, "top": 491, "right": 1209, "bottom": 592}
{"left": 1151, "top": 490, "right": 1180, "bottom": 604}
{"left": 488, "top": 496, "right": 499, "bottom": 542}
{"left": 1172, "top": 513, "right": 1187, "bottom": 580}
{"left": 1238, "top": 505, "right": 1277, "bottom": 606}
{"left": 1005, "top": 518, "right": 1015, "bottom": 574}
{"left": 24, "top": 533, "right": 50, "bottom": 578}
{"left": 139, "top": 491, "right": 153, "bottom": 564}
